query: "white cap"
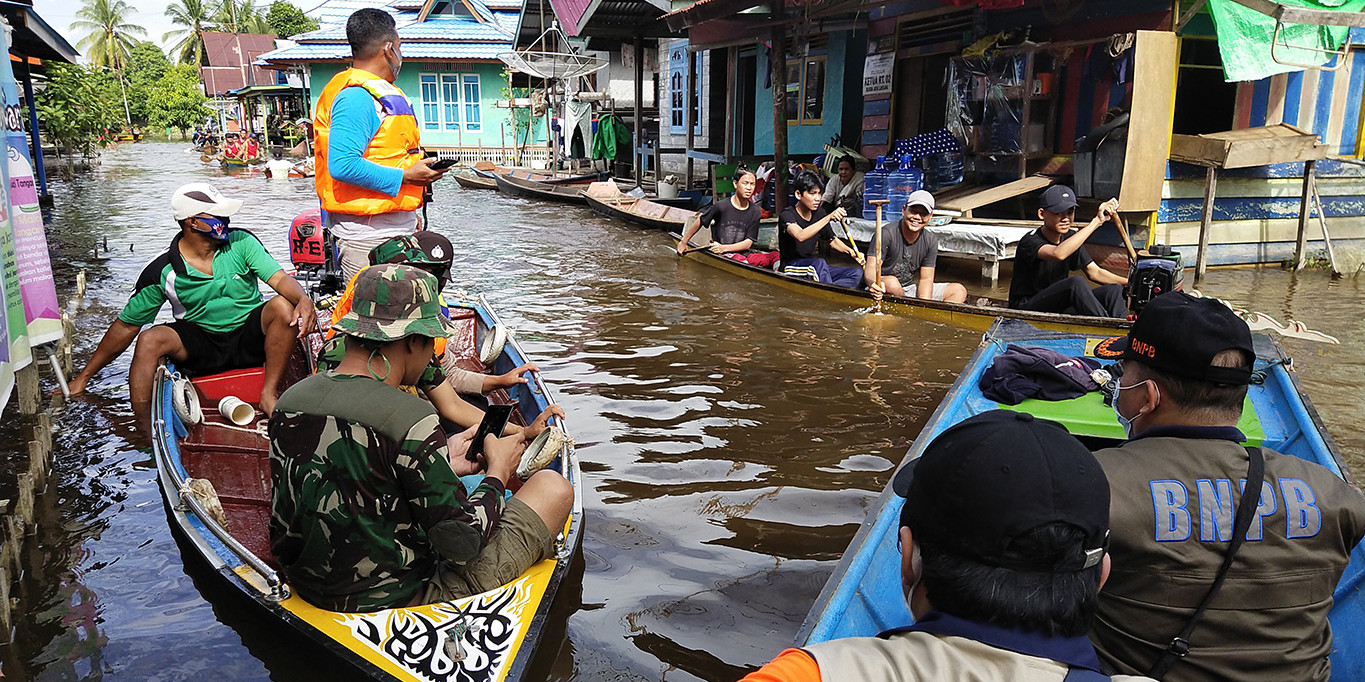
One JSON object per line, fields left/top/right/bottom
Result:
{"left": 171, "top": 183, "right": 244, "bottom": 221}
{"left": 904, "top": 189, "right": 935, "bottom": 212}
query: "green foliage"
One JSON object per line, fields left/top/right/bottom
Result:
{"left": 215, "top": 0, "right": 271, "bottom": 34}
{"left": 147, "top": 65, "right": 213, "bottom": 136}
{"left": 126, "top": 41, "right": 171, "bottom": 125}
{"left": 265, "top": 1, "right": 319, "bottom": 38}
{"left": 71, "top": 0, "right": 146, "bottom": 71}
{"left": 164, "top": 0, "right": 215, "bottom": 65}
{"left": 36, "top": 63, "right": 125, "bottom": 175}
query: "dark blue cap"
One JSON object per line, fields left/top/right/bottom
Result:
{"left": 1039, "top": 185, "right": 1079, "bottom": 213}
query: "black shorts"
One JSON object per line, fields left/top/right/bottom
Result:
{"left": 162, "top": 302, "right": 268, "bottom": 376}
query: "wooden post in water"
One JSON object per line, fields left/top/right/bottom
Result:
{"left": 1293, "top": 159, "right": 1316, "bottom": 271}
{"left": 633, "top": 33, "right": 644, "bottom": 188}
{"left": 1194, "top": 165, "right": 1217, "bottom": 282}
{"left": 771, "top": 28, "right": 789, "bottom": 216}
{"left": 16, "top": 364, "right": 39, "bottom": 415}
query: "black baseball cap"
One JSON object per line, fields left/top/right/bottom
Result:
{"left": 1095, "top": 291, "right": 1254, "bottom": 385}
{"left": 1039, "top": 185, "right": 1079, "bottom": 213}
{"left": 893, "top": 410, "right": 1109, "bottom": 572}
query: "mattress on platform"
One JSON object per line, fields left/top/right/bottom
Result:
{"left": 844, "top": 218, "right": 1034, "bottom": 261}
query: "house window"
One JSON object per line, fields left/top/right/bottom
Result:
{"left": 420, "top": 74, "right": 440, "bottom": 131}
{"left": 785, "top": 55, "right": 826, "bottom": 125}
{"left": 462, "top": 75, "right": 481, "bottom": 131}
{"left": 417, "top": 71, "right": 484, "bottom": 132}
{"left": 668, "top": 44, "right": 702, "bottom": 135}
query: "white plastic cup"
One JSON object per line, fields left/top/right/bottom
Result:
{"left": 218, "top": 396, "right": 255, "bottom": 426}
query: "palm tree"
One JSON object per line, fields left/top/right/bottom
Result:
{"left": 164, "top": 0, "right": 218, "bottom": 66}
{"left": 71, "top": 0, "right": 145, "bottom": 126}
{"left": 71, "top": 0, "right": 146, "bottom": 71}
{"left": 214, "top": 0, "right": 271, "bottom": 34}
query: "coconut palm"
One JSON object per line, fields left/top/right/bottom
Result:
{"left": 214, "top": 0, "right": 271, "bottom": 34}
{"left": 71, "top": 0, "right": 147, "bottom": 72}
{"left": 164, "top": 0, "right": 218, "bottom": 65}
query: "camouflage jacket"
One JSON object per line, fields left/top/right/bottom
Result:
{"left": 267, "top": 371, "right": 506, "bottom": 612}
{"left": 315, "top": 334, "right": 446, "bottom": 393}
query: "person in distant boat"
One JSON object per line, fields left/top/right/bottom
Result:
{"left": 821, "top": 157, "right": 864, "bottom": 216}
{"left": 313, "top": 7, "right": 448, "bottom": 283}
{"left": 743, "top": 410, "right": 1151, "bottom": 682}
{"left": 268, "top": 264, "right": 573, "bottom": 613}
{"left": 244, "top": 134, "right": 261, "bottom": 160}
{"left": 266, "top": 147, "right": 295, "bottom": 179}
{"left": 67, "top": 183, "right": 316, "bottom": 417}
{"left": 863, "top": 190, "right": 968, "bottom": 304}
{"left": 676, "top": 167, "right": 779, "bottom": 267}
{"left": 1008, "top": 186, "right": 1128, "bottom": 318}
{"left": 222, "top": 133, "right": 241, "bottom": 158}
{"left": 779, "top": 170, "right": 864, "bottom": 288}
{"left": 316, "top": 232, "right": 560, "bottom": 441}
{"left": 1090, "top": 292, "right": 1365, "bottom": 682}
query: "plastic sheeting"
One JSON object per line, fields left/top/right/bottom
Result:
{"left": 843, "top": 218, "right": 1034, "bottom": 261}
{"left": 1208, "top": 0, "right": 1365, "bottom": 82}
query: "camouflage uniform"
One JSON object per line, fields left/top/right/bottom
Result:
{"left": 270, "top": 265, "right": 522, "bottom": 612}
{"left": 315, "top": 334, "right": 446, "bottom": 391}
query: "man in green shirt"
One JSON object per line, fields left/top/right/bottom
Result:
{"left": 268, "top": 264, "right": 572, "bottom": 611}
{"left": 68, "top": 183, "right": 316, "bottom": 417}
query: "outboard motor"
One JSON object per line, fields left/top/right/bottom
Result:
{"left": 288, "top": 209, "right": 342, "bottom": 297}
{"left": 1128, "top": 244, "right": 1183, "bottom": 312}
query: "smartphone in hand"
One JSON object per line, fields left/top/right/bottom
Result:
{"left": 465, "top": 404, "right": 515, "bottom": 462}
{"left": 430, "top": 158, "right": 457, "bottom": 170}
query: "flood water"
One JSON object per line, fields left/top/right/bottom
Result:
{"left": 3, "top": 143, "right": 1360, "bottom": 680}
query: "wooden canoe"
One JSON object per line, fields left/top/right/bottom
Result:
{"left": 671, "top": 232, "right": 1130, "bottom": 336}
{"left": 151, "top": 296, "right": 583, "bottom": 682}
{"left": 795, "top": 317, "right": 1365, "bottom": 676}
{"left": 582, "top": 182, "right": 697, "bottom": 231}
{"left": 494, "top": 172, "right": 589, "bottom": 204}
{"left": 454, "top": 170, "right": 499, "bottom": 190}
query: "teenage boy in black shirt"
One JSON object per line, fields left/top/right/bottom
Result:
{"left": 1008, "top": 185, "right": 1128, "bottom": 318}
{"left": 778, "top": 170, "right": 863, "bottom": 288}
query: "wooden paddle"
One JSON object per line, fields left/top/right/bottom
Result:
{"left": 835, "top": 218, "right": 864, "bottom": 266}
{"left": 678, "top": 242, "right": 714, "bottom": 255}
{"left": 870, "top": 200, "right": 889, "bottom": 315}
{"left": 1108, "top": 207, "right": 1139, "bottom": 267}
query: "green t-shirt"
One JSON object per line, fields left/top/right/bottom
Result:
{"left": 119, "top": 229, "right": 284, "bottom": 334}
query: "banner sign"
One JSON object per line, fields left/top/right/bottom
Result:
{"left": 0, "top": 20, "right": 27, "bottom": 413}
{"left": 862, "top": 53, "right": 894, "bottom": 97}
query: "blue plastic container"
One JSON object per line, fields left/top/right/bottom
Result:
{"left": 885, "top": 154, "right": 923, "bottom": 219}
{"left": 862, "top": 156, "right": 889, "bottom": 221}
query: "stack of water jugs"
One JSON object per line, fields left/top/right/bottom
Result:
{"left": 862, "top": 155, "right": 923, "bottom": 221}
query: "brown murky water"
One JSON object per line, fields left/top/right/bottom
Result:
{"left": 3, "top": 143, "right": 1359, "bottom": 680}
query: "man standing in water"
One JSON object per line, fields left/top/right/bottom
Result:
{"left": 67, "top": 183, "right": 315, "bottom": 416}
{"left": 314, "top": 8, "right": 448, "bottom": 282}
{"left": 676, "top": 167, "right": 778, "bottom": 267}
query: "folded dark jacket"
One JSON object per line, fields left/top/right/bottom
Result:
{"left": 978, "top": 344, "right": 1101, "bottom": 405}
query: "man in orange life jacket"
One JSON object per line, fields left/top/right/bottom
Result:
{"left": 314, "top": 8, "right": 448, "bottom": 283}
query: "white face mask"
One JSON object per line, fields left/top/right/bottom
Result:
{"left": 903, "top": 540, "right": 923, "bottom": 608}
{"left": 385, "top": 42, "right": 403, "bottom": 79}
{"left": 1111, "top": 379, "right": 1154, "bottom": 438}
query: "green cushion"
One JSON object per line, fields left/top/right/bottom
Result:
{"left": 1001, "top": 393, "right": 1264, "bottom": 445}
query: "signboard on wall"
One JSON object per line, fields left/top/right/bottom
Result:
{"left": 862, "top": 53, "right": 894, "bottom": 97}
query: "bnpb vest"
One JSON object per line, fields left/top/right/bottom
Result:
{"left": 313, "top": 69, "right": 424, "bottom": 215}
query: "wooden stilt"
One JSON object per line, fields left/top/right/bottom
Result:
{"left": 1195, "top": 165, "right": 1217, "bottom": 282}
{"left": 771, "top": 29, "right": 790, "bottom": 216}
{"left": 1293, "top": 159, "right": 1315, "bottom": 271}
{"left": 16, "top": 363, "right": 39, "bottom": 415}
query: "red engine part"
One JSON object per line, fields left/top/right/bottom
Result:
{"left": 288, "top": 209, "right": 325, "bottom": 267}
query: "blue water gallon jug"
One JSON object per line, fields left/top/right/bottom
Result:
{"left": 862, "top": 155, "right": 889, "bottom": 221}
{"left": 886, "top": 154, "right": 924, "bottom": 219}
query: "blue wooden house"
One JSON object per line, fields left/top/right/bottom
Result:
{"left": 258, "top": 0, "right": 549, "bottom": 165}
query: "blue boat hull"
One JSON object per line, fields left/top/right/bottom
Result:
{"left": 797, "top": 318, "right": 1365, "bottom": 678}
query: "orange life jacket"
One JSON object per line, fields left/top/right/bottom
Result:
{"left": 313, "top": 69, "right": 425, "bottom": 216}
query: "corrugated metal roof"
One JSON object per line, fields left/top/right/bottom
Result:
{"left": 396, "top": 15, "right": 514, "bottom": 39}
{"left": 311, "top": 0, "right": 397, "bottom": 26}
{"left": 258, "top": 41, "right": 510, "bottom": 61}
{"left": 388, "top": 0, "right": 426, "bottom": 8}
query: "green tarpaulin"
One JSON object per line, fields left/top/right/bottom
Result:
{"left": 1208, "top": 0, "right": 1365, "bottom": 82}
{"left": 592, "top": 113, "right": 629, "bottom": 160}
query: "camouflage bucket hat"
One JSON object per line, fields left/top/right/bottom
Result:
{"left": 333, "top": 263, "right": 456, "bottom": 342}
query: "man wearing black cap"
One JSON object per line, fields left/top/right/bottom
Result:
{"left": 1008, "top": 186, "right": 1128, "bottom": 318}
{"left": 743, "top": 411, "right": 1153, "bottom": 682}
{"left": 1090, "top": 292, "right": 1365, "bottom": 681}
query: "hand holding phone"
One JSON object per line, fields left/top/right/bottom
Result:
{"left": 465, "top": 404, "right": 515, "bottom": 462}
{"left": 430, "top": 158, "right": 457, "bottom": 170}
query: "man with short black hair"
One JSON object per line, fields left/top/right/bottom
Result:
{"left": 744, "top": 410, "right": 1153, "bottom": 682}
{"left": 1091, "top": 291, "right": 1365, "bottom": 681}
{"left": 1009, "top": 186, "right": 1127, "bottom": 318}
{"left": 779, "top": 170, "right": 863, "bottom": 288}
{"left": 314, "top": 8, "right": 448, "bottom": 282}
{"left": 863, "top": 190, "right": 968, "bottom": 303}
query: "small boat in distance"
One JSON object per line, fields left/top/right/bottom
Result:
{"left": 495, "top": 172, "right": 592, "bottom": 204}
{"left": 151, "top": 296, "right": 583, "bottom": 682}
{"left": 454, "top": 168, "right": 499, "bottom": 190}
{"left": 582, "top": 182, "right": 696, "bottom": 231}
{"left": 671, "top": 232, "right": 1130, "bottom": 336}
{"left": 794, "top": 317, "right": 1365, "bottom": 677}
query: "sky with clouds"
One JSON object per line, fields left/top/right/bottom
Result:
{"left": 36, "top": 0, "right": 319, "bottom": 60}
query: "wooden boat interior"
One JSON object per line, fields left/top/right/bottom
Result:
{"left": 583, "top": 182, "right": 696, "bottom": 223}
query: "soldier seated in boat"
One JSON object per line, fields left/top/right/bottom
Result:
{"left": 316, "top": 231, "right": 561, "bottom": 442}
{"left": 1091, "top": 292, "right": 1365, "bottom": 681}
{"left": 268, "top": 264, "right": 573, "bottom": 613}
{"left": 676, "top": 166, "right": 778, "bottom": 268}
{"left": 863, "top": 190, "right": 968, "bottom": 304}
{"left": 744, "top": 410, "right": 1152, "bottom": 682}
{"left": 778, "top": 170, "right": 864, "bottom": 288}
{"left": 1008, "top": 186, "right": 1128, "bottom": 318}
{"left": 822, "top": 157, "right": 864, "bottom": 216}
{"left": 67, "top": 183, "right": 316, "bottom": 416}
